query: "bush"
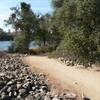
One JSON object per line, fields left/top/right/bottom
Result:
{"left": 56, "top": 28, "right": 100, "bottom": 67}
{"left": 8, "top": 33, "right": 30, "bottom": 53}
{"left": 29, "top": 46, "right": 55, "bottom": 55}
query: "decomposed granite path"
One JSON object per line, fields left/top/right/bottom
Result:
{"left": 23, "top": 56, "right": 100, "bottom": 100}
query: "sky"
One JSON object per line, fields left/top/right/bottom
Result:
{"left": 0, "top": 0, "right": 52, "bottom": 31}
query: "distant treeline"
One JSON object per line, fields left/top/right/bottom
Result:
{"left": 0, "top": 28, "right": 13, "bottom": 41}
{"left": 0, "top": 34, "right": 13, "bottom": 41}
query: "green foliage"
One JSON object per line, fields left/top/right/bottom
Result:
{"left": 35, "top": 13, "right": 61, "bottom": 50}
{"left": 52, "top": 0, "right": 64, "bottom": 8}
{"left": 35, "top": 14, "right": 50, "bottom": 47}
{"left": 30, "top": 46, "right": 54, "bottom": 54}
{"left": 52, "top": 0, "right": 100, "bottom": 67}
{"left": 8, "top": 33, "right": 29, "bottom": 53}
{"left": 5, "top": 0, "right": 100, "bottom": 67}
{"left": 13, "top": 33, "right": 30, "bottom": 53}
{"left": 0, "top": 28, "right": 13, "bottom": 41}
{"left": 6, "top": 2, "right": 37, "bottom": 52}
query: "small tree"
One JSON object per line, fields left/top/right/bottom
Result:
{"left": 5, "top": 2, "right": 37, "bottom": 53}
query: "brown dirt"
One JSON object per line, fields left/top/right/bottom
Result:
{"left": 23, "top": 55, "right": 100, "bottom": 100}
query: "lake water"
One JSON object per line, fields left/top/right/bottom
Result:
{"left": 0, "top": 41, "right": 11, "bottom": 51}
{"left": 0, "top": 41, "right": 37, "bottom": 51}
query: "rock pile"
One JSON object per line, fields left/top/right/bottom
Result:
{"left": 58, "top": 57, "right": 75, "bottom": 66}
{"left": 0, "top": 54, "right": 77, "bottom": 100}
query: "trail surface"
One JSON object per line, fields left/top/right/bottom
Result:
{"left": 24, "top": 56, "right": 100, "bottom": 100}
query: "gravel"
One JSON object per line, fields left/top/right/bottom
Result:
{"left": 0, "top": 53, "right": 77, "bottom": 100}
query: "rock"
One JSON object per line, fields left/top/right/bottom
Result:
{"left": 52, "top": 97, "right": 60, "bottom": 100}
{"left": 58, "top": 57, "right": 64, "bottom": 62}
{"left": 23, "top": 82, "right": 30, "bottom": 88}
{"left": 0, "top": 73, "right": 6, "bottom": 77}
{"left": 83, "top": 98, "right": 90, "bottom": 100}
{"left": 82, "top": 93, "right": 90, "bottom": 100}
{"left": 13, "top": 91, "right": 17, "bottom": 96}
{"left": 52, "top": 95, "right": 60, "bottom": 100}
{"left": 23, "top": 82, "right": 32, "bottom": 92}
{"left": 0, "top": 54, "right": 78, "bottom": 100}
{"left": 1, "top": 92, "right": 11, "bottom": 100}
{"left": 17, "top": 95, "right": 22, "bottom": 99}
{"left": 65, "top": 92, "right": 77, "bottom": 99}
{"left": 1, "top": 95, "right": 11, "bottom": 100}
{"left": 8, "top": 92, "right": 12, "bottom": 97}
{"left": 7, "top": 81, "right": 14, "bottom": 86}
{"left": 5, "top": 65, "right": 9, "bottom": 69}
{"left": 44, "top": 92, "right": 51, "bottom": 100}
{"left": 0, "top": 86, "right": 8, "bottom": 93}
{"left": 44, "top": 95, "right": 51, "bottom": 100}
{"left": 40, "top": 86, "right": 48, "bottom": 92}
{"left": 34, "top": 93, "right": 40, "bottom": 98}
{"left": 7, "top": 87, "right": 12, "bottom": 92}
{"left": 19, "top": 88, "right": 27, "bottom": 96}
{"left": 32, "top": 86, "right": 36, "bottom": 91}
{"left": 25, "top": 94, "right": 34, "bottom": 100}
{"left": 0, "top": 81, "right": 5, "bottom": 87}
{"left": 16, "top": 83, "right": 22, "bottom": 90}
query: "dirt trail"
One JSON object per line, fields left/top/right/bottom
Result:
{"left": 24, "top": 56, "right": 100, "bottom": 100}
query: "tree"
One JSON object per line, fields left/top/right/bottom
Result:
{"left": 52, "top": 0, "right": 64, "bottom": 8}
{"left": 52, "top": 0, "right": 100, "bottom": 67}
{"left": 34, "top": 13, "right": 61, "bottom": 50}
{"left": 35, "top": 14, "right": 50, "bottom": 47}
{"left": 5, "top": 2, "right": 37, "bottom": 52}
{"left": 0, "top": 28, "right": 13, "bottom": 41}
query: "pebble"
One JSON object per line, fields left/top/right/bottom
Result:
{"left": 16, "top": 83, "right": 22, "bottom": 90}
{"left": 0, "top": 54, "right": 78, "bottom": 100}
{"left": 44, "top": 95, "right": 51, "bottom": 100}
{"left": 19, "top": 88, "right": 27, "bottom": 96}
{"left": 65, "top": 92, "right": 77, "bottom": 99}
{"left": 52, "top": 96, "right": 60, "bottom": 100}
